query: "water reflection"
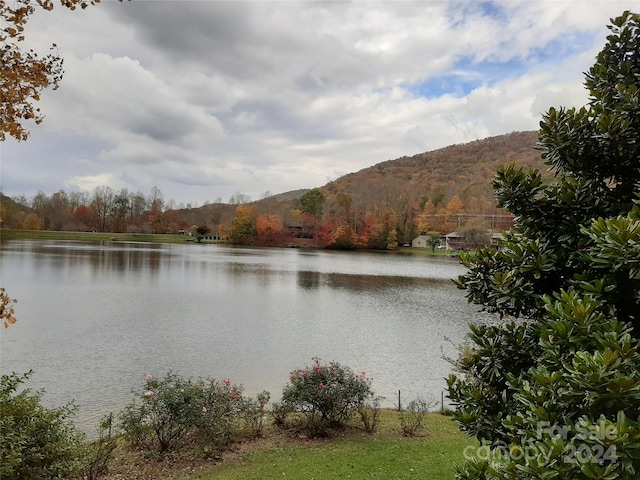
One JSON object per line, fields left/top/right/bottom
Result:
{"left": 1, "top": 240, "right": 492, "bottom": 436}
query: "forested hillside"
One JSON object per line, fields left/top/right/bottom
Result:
{"left": 317, "top": 131, "right": 542, "bottom": 243}
{"left": 1, "top": 131, "right": 546, "bottom": 248}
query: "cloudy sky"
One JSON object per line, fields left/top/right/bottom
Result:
{"left": 1, "top": 1, "right": 636, "bottom": 206}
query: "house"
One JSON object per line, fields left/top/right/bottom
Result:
{"left": 411, "top": 235, "right": 431, "bottom": 248}
{"left": 412, "top": 231, "right": 505, "bottom": 251}
{"left": 490, "top": 232, "right": 504, "bottom": 250}
{"left": 443, "top": 232, "right": 465, "bottom": 251}
{"left": 445, "top": 231, "right": 505, "bottom": 251}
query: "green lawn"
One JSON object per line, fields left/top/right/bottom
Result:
{"left": 185, "top": 413, "right": 473, "bottom": 480}
{"left": 0, "top": 229, "right": 203, "bottom": 244}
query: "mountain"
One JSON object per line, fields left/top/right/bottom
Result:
{"left": 268, "top": 131, "right": 544, "bottom": 218}
{"left": 243, "top": 130, "right": 547, "bottom": 246}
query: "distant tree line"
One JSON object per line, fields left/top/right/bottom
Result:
{"left": 1, "top": 183, "right": 514, "bottom": 250}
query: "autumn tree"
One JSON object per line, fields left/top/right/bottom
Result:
{"left": 73, "top": 205, "right": 94, "bottom": 230}
{"left": 256, "top": 214, "right": 284, "bottom": 245}
{"left": 355, "top": 212, "right": 375, "bottom": 248}
{"left": 1, "top": 0, "right": 123, "bottom": 141}
{"left": 91, "top": 185, "right": 114, "bottom": 232}
{"left": 229, "top": 204, "right": 257, "bottom": 244}
{"left": 415, "top": 213, "right": 430, "bottom": 235}
{"left": 448, "top": 12, "right": 640, "bottom": 479}
{"left": 21, "top": 212, "right": 42, "bottom": 230}
{"left": 44, "top": 190, "right": 71, "bottom": 230}
{"left": 334, "top": 192, "right": 352, "bottom": 217}
{"left": 370, "top": 209, "right": 398, "bottom": 250}
{"left": 396, "top": 194, "right": 418, "bottom": 244}
{"left": 298, "top": 189, "right": 325, "bottom": 244}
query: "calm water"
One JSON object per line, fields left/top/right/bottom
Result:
{"left": 0, "top": 240, "right": 491, "bottom": 435}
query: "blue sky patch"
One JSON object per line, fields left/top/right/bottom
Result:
{"left": 405, "top": 55, "right": 528, "bottom": 99}
{"left": 446, "top": 1, "right": 508, "bottom": 28}
{"left": 406, "top": 27, "right": 595, "bottom": 100}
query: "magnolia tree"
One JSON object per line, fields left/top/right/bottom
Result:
{"left": 448, "top": 11, "right": 640, "bottom": 479}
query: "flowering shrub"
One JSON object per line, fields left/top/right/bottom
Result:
{"left": 280, "top": 358, "right": 374, "bottom": 436}
{"left": 196, "top": 378, "right": 245, "bottom": 447}
{"left": 120, "top": 372, "right": 268, "bottom": 453}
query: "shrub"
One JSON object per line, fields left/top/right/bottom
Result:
{"left": 119, "top": 372, "right": 204, "bottom": 452}
{"left": 0, "top": 371, "right": 85, "bottom": 479}
{"left": 195, "top": 378, "right": 244, "bottom": 447}
{"left": 80, "top": 414, "right": 117, "bottom": 480}
{"left": 398, "top": 397, "right": 435, "bottom": 437}
{"left": 281, "top": 357, "right": 374, "bottom": 437}
{"left": 239, "top": 390, "right": 270, "bottom": 438}
{"left": 270, "top": 400, "right": 293, "bottom": 428}
{"left": 119, "top": 372, "right": 267, "bottom": 453}
{"left": 358, "top": 395, "right": 383, "bottom": 434}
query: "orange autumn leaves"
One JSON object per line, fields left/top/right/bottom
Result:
{"left": 1, "top": 288, "right": 17, "bottom": 328}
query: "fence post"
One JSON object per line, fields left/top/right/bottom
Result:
{"left": 397, "top": 390, "right": 401, "bottom": 411}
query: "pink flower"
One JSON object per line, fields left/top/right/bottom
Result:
{"left": 145, "top": 374, "right": 152, "bottom": 381}
{"left": 231, "top": 394, "right": 238, "bottom": 399}
{"left": 342, "top": 398, "right": 348, "bottom": 403}
{"left": 223, "top": 379, "right": 231, "bottom": 386}
{"left": 319, "top": 383, "right": 324, "bottom": 387}
{"left": 290, "top": 373, "right": 297, "bottom": 379}
{"left": 144, "top": 391, "right": 154, "bottom": 397}
{"left": 313, "top": 365, "right": 321, "bottom": 371}
{"left": 202, "top": 407, "right": 207, "bottom": 413}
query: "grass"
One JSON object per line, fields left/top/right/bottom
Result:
{"left": 0, "top": 229, "right": 206, "bottom": 244}
{"left": 102, "top": 411, "right": 474, "bottom": 480}
{"left": 189, "top": 412, "right": 471, "bottom": 480}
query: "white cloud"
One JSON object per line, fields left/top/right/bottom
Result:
{"left": 2, "top": 0, "right": 637, "bottom": 205}
{"left": 66, "top": 173, "right": 124, "bottom": 193}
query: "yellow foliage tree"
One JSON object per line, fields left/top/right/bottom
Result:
{"left": 229, "top": 204, "right": 257, "bottom": 244}
{"left": 21, "top": 213, "right": 42, "bottom": 230}
{"left": 444, "top": 194, "right": 465, "bottom": 215}
{"left": 415, "top": 214, "right": 429, "bottom": 235}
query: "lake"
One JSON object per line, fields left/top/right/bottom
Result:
{"left": 0, "top": 240, "right": 492, "bottom": 435}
